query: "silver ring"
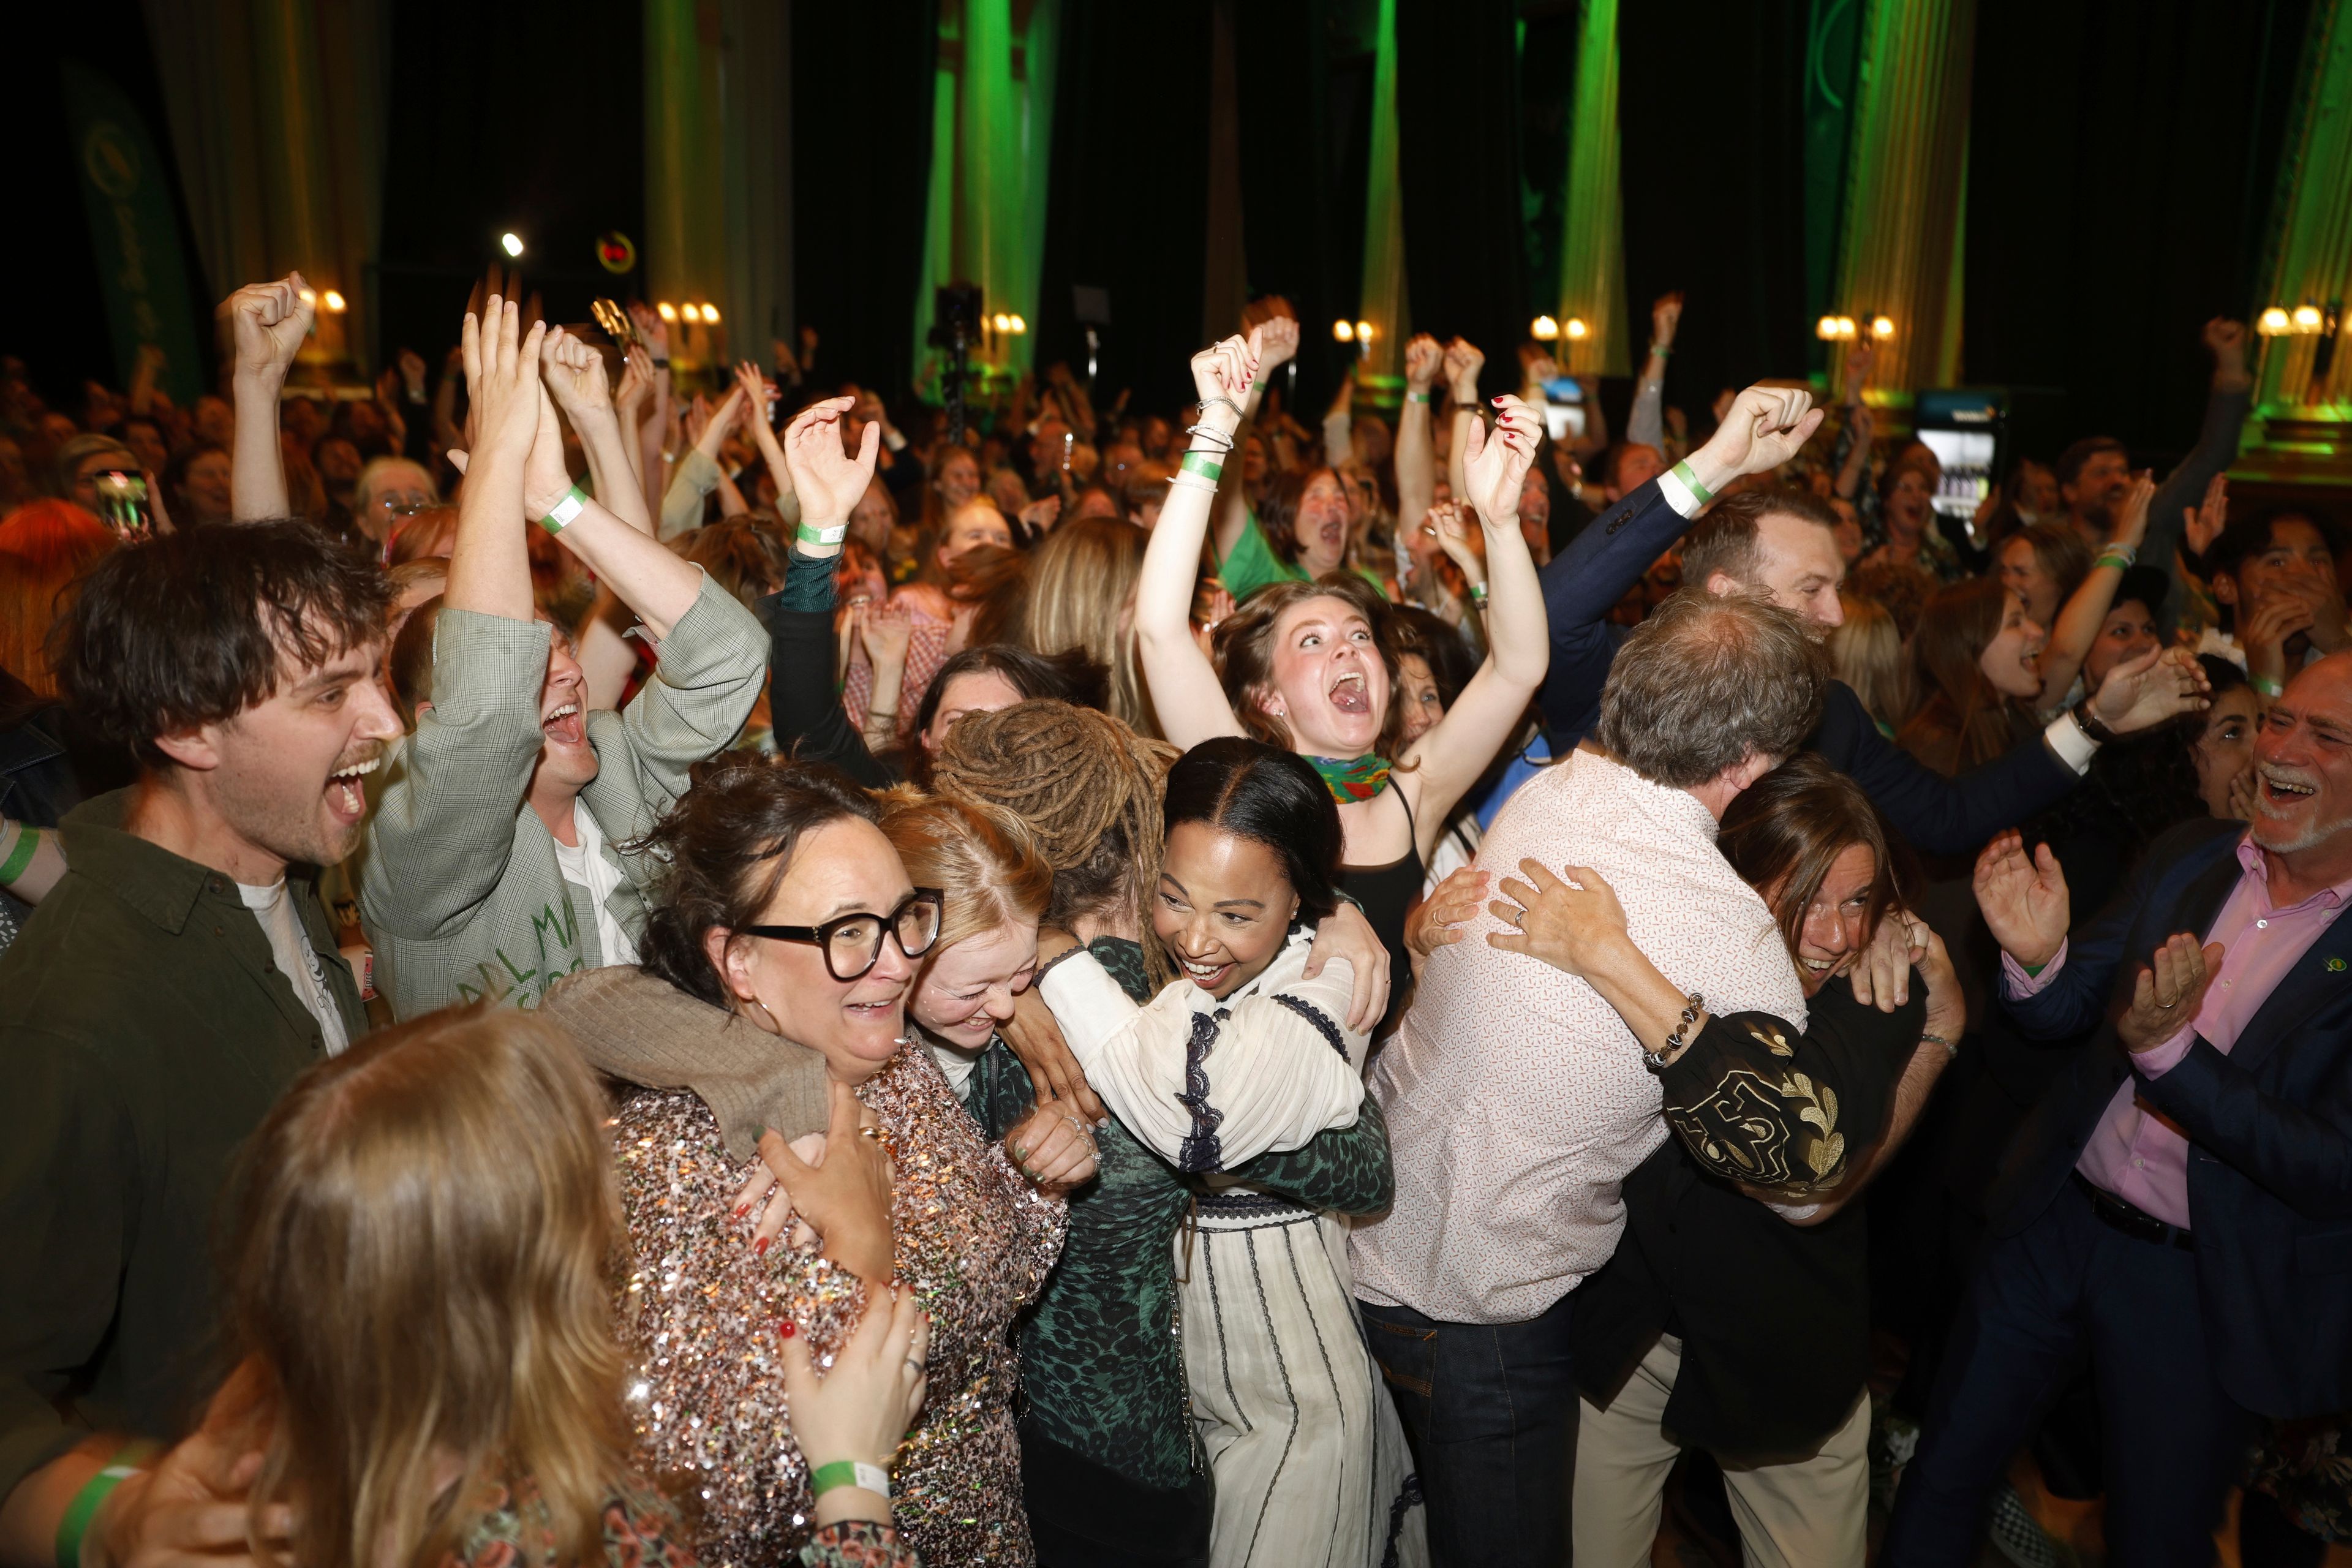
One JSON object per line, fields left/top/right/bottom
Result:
{"left": 905, "top": 1357, "right": 925, "bottom": 1375}
{"left": 2156, "top": 996, "right": 2178, "bottom": 1011}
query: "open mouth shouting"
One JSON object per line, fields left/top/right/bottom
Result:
{"left": 2256, "top": 764, "right": 2319, "bottom": 815}
{"left": 1329, "top": 668, "right": 1371, "bottom": 717}
{"left": 541, "top": 699, "right": 586, "bottom": 747}
{"left": 325, "top": 750, "right": 383, "bottom": 826}
{"left": 1177, "top": 952, "right": 1237, "bottom": 992}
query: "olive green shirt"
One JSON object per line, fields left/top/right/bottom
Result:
{"left": 0, "top": 790, "right": 367, "bottom": 1500}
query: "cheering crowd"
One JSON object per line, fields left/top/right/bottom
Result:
{"left": 0, "top": 267, "right": 2343, "bottom": 1568}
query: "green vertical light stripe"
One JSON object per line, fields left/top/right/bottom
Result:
{"left": 1357, "top": 0, "right": 1407, "bottom": 376}
{"left": 960, "top": 0, "right": 1030, "bottom": 374}
{"left": 644, "top": 0, "right": 725, "bottom": 355}
{"left": 911, "top": 62, "right": 959, "bottom": 388}
{"left": 2253, "top": 0, "right": 2352, "bottom": 410}
{"left": 1556, "top": 0, "right": 1628, "bottom": 377}
{"left": 1022, "top": 0, "right": 1060, "bottom": 356}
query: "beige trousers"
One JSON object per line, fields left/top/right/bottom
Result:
{"left": 1571, "top": 1335, "right": 1871, "bottom": 1568}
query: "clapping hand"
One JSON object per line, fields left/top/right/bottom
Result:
{"left": 853, "top": 599, "right": 913, "bottom": 666}
{"left": 1460, "top": 395, "right": 1539, "bottom": 524}
{"left": 2090, "top": 644, "right": 2211, "bottom": 734}
{"left": 225, "top": 272, "right": 314, "bottom": 383}
{"left": 460, "top": 292, "right": 549, "bottom": 472}
{"left": 1972, "top": 831, "right": 2068, "bottom": 970}
{"left": 782, "top": 395, "right": 880, "bottom": 538}
{"left": 2116, "top": 932, "right": 2226, "bottom": 1052}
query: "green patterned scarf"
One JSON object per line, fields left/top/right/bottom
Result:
{"left": 1306, "top": 753, "right": 1392, "bottom": 804}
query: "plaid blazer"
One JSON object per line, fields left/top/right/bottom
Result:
{"left": 358, "top": 573, "right": 766, "bottom": 1018}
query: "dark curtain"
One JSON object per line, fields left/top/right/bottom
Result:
{"left": 1618, "top": 2, "right": 1814, "bottom": 421}
{"left": 1963, "top": 0, "right": 2313, "bottom": 464}
{"left": 6, "top": 0, "right": 212, "bottom": 407}
{"left": 793, "top": 2, "right": 938, "bottom": 405}
{"left": 1395, "top": 0, "right": 1530, "bottom": 399}
{"left": 377, "top": 0, "right": 645, "bottom": 369}
{"left": 1234, "top": 0, "right": 1352, "bottom": 413}
{"left": 1517, "top": 4, "right": 1581, "bottom": 336}
{"left": 1033, "top": 4, "right": 1213, "bottom": 416}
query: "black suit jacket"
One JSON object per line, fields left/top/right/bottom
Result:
{"left": 1534, "top": 480, "right": 2078, "bottom": 856}
{"left": 1995, "top": 816, "right": 2352, "bottom": 1418}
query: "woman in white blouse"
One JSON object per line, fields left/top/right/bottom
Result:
{"left": 1031, "top": 736, "right": 1422, "bottom": 1568}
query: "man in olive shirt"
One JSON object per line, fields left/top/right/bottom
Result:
{"left": 0, "top": 522, "right": 396, "bottom": 1568}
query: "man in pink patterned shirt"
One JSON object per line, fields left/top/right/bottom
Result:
{"left": 1885, "top": 652, "right": 2352, "bottom": 1566}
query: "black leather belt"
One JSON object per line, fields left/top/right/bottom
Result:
{"left": 2071, "top": 1170, "right": 2195, "bottom": 1252}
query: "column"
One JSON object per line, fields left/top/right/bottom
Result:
{"left": 1555, "top": 0, "right": 1628, "bottom": 378}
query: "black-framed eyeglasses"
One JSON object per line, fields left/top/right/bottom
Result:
{"left": 741, "top": 888, "right": 944, "bottom": 981}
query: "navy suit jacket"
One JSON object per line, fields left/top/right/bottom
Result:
{"left": 1994, "top": 816, "right": 2352, "bottom": 1418}
{"left": 1536, "top": 479, "right": 2078, "bottom": 856}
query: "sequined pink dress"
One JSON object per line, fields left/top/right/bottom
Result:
{"left": 613, "top": 1041, "right": 1067, "bottom": 1567}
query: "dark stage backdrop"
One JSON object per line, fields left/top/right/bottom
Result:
{"left": 1395, "top": 0, "right": 1532, "bottom": 402}
{"left": 1032, "top": 5, "right": 1215, "bottom": 417}
{"left": 378, "top": 0, "right": 646, "bottom": 370}
{"left": 793, "top": 2, "right": 938, "bottom": 406}
{"left": 1964, "top": 0, "right": 2314, "bottom": 466}
{"left": 1617, "top": 1, "right": 1815, "bottom": 420}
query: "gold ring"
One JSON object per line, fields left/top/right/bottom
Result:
{"left": 858, "top": 1126, "right": 884, "bottom": 1141}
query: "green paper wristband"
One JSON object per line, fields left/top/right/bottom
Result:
{"left": 1668, "top": 459, "right": 1713, "bottom": 505}
{"left": 535, "top": 484, "right": 587, "bottom": 536}
{"left": 1179, "top": 451, "right": 1223, "bottom": 483}
{"left": 1468, "top": 582, "right": 1490, "bottom": 604}
{"left": 810, "top": 1460, "right": 891, "bottom": 1500}
{"left": 2252, "top": 674, "right": 2285, "bottom": 699}
{"left": 1405, "top": 390, "right": 1431, "bottom": 404}
{"left": 56, "top": 1446, "right": 156, "bottom": 1568}
{"left": 0, "top": 825, "right": 38, "bottom": 886}
{"left": 797, "top": 521, "right": 848, "bottom": 547}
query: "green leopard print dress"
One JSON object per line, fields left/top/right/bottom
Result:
{"left": 961, "top": 938, "right": 1393, "bottom": 1543}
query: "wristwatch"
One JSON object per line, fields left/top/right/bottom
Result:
{"left": 2069, "top": 696, "right": 2119, "bottom": 745}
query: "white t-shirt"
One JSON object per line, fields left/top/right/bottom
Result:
{"left": 925, "top": 1039, "right": 983, "bottom": 1098}
{"left": 238, "top": 878, "right": 351, "bottom": 1055}
{"left": 551, "top": 801, "right": 639, "bottom": 967}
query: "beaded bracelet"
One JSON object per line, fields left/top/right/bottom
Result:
{"left": 1642, "top": 992, "right": 1705, "bottom": 1073}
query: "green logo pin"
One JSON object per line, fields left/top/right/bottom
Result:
{"left": 2329, "top": 957, "right": 2346, "bottom": 973}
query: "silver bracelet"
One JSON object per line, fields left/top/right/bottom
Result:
{"left": 1197, "top": 394, "right": 1246, "bottom": 423}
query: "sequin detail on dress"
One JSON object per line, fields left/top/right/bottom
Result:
{"left": 614, "top": 1042, "right": 1067, "bottom": 1567}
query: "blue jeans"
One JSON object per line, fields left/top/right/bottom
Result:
{"left": 1357, "top": 1292, "right": 1577, "bottom": 1568}
{"left": 1882, "top": 1177, "right": 2251, "bottom": 1567}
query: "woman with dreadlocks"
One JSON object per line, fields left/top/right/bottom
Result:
{"left": 922, "top": 703, "right": 1414, "bottom": 1568}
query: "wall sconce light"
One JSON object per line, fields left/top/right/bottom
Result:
{"left": 1332, "top": 320, "right": 1354, "bottom": 342}
{"left": 321, "top": 290, "right": 347, "bottom": 313}
{"left": 656, "top": 301, "right": 677, "bottom": 323}
{"left": 1007, "top": 314, "right": 1026, "bottom": 335}
{"left": 1531, "top": 315, "right": 1559, "bottom": 342}
{"left": 1816, "top": 315, "right": 1840, "bottom": 341}
{"left": 1563, "top": 317, "right": 1589, "bottom": 341}
{"left": 2258, "top": 307, "right": 2293, "bottom": 336}
{"left": 679, "top": 303, "right": 703, "bottom": 324}
{"left": 1354, "top": 320, "right": 1375, "bottom": 344}
{"left": 701, "top": 303, "right": 721, "bottom": 325}
{"left": 2293, "top": 304, "right": 2326, "bottom": 334}
{"left": 1871, "top": 315, "right": 1895, "bottom": 340}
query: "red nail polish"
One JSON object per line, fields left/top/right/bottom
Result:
{"left": 778, "top": 1318, "right": 796, "bottom": 1338}
{"left": 732, "top": 1202, "right": 748, "bottom": 1217}
{"left": 754, "top": 1236, "right": 770, "bottom": 1256}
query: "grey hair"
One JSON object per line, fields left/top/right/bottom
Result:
{"left": 1598, "top": 589, "right": 1829, "bottom": 787}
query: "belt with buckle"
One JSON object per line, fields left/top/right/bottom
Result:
{"left": 2071, "top": 1171, "right": 2195, "bottom": 1252}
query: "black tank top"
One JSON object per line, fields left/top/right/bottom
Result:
{"left": 1334, "top": 787, "right": 1423, "bottom": 1033}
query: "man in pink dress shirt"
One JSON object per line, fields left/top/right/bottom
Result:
{"left": 1885, "top": 652, "right": 2352, "bottom": 1566}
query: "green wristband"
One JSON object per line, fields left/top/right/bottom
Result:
{"left": 1668, "top": 459, "right": 1713, "bottom": 505}
{"left": 797, "top": 521, "right": 848, "bottom": 547}
{"left": 535, "top": 484, "right": 587, "bottom": 536}
{"left": 2252, "top": 674, "right": 2285, "bottom": 699}
{"left": 1179, "top": 451, "right": 1223, "bottom": 483}
{"left": 0, "top": 824, "right": 39, "bottom": 886}
{"left": 56, "top": 1444, "right": 156, "bottom": 1568}
{"left": 1469, "top": 582, "right": 1490, "bottom": 604}
{"left": 1405, "top": 390, "right": 1431, "bottom": 404}
{"left": 810, "top": 1460, "right": 891, "bottom": 1501}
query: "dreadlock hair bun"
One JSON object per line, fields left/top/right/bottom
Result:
{"left": 930, "top": 699, "right": 1178, "bottom": 988}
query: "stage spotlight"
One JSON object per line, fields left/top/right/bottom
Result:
{"left": 500, "top": 232, "right": 525, "bottom": 258}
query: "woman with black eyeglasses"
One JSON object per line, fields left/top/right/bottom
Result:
{"left": 571, "top": 754, "right": 1072, "bottom": 1568}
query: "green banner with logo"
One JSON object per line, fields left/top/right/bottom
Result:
{"left": 59, "top": 62, "right": 204, "bottom": 407}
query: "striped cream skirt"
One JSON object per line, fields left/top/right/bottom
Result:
{"left": 1178, "top": 1191, "right": 1427, "bottom": 1568}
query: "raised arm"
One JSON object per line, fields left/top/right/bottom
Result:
{"left": 540, "top": 324, "right": 654, "bottom": 538}
{"left": 1136, "top": 333, "right": 1261, "bottom": 748}
{"left": 224, "top": 273, "right": 314, "bottom": 521}
{"left": 1626, "top": 293, "right": 1679, "bottom": 450}
{"left": 2146, "top": 318, "right": 2254, "bottom": 631}
{"left": 1395, "top": 398, "right": 1546, "bottom": 849}
{"left": 444, "top": 294, "right": 545, "bottom": 618}
{"left": 1442, "top": 338, "right": 1485, "bottom": 505}
{"left": 734, "top": 360, "right": 797, "bottom": 516}
{"left": 1394, "top": 334, "right": 1442, "bottom": 538}
{"left": 2038, "top": 472, "right": 2154, "bottom": 704}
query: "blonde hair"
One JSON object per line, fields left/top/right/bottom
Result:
{"left": 219, "top": 1006, "right": 627, "bottom": 1568}
{"left": 1826, "top": 592, "right": 1913, "bottom": 733}
{"left": 1016, "top": 516, "right": 1149, "bottom": 730}
{"left": 880, "top": 792, "right": 1054, "bottom": 952}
